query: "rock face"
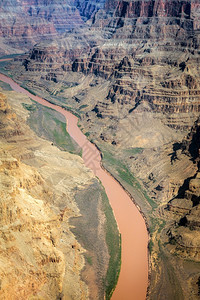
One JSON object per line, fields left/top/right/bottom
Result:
{"left": 23, "top": 0, "right": 200, "bottom": 133}
{"left": 74, "top": 0, "right": 106, "bottom": 20}
{"left": 166, "top": 176, "right": 200, "bottom": 261}
{"left": 0, "top": 149, "right": 66, "bottom": 300}
{"left": 92, "top": 0, "right": 200, "bottom": 130}
{"left": 181, "top": 117, "right": 200, "bottom": 164}
{"left": 0, "top": 88, "right": 110, "bottom": 299}
{"left": 0, "top": 0, "right": 108, "bottom": 56}
{"left": 0, "top": 0, "right": 85, "bottom": 55}
{"left": 167, "top": 117, "right": 200, "bottom": 261}
{"left": 3, "top": 0, "right": 200, "bottom": 298}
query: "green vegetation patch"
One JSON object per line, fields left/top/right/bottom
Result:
{"left": 85, "top": 255, "right": 93, "bottom": 266}
{"left": 0, "top": 53, "right": 23, "bottom": 60}
{"left": 0, "top": 81, "right": 13, "bottom": 91}
{"left": 125, "top": 147, "right": 143, "bottom": 155}
{"left": 149, "top": 217, "right": 166, "bottom": 236}
{"left": 101, "top": 188, "right": 121, "bottom": 300}
{"left": 23, "top": 101, "right": 82, "bottom": 156}
{"left": 85, "top": 132, "right": 90, "bottom": 137}
{"left": 79, "top": 104, "right": 88, "bottom": 110}
{"left": 148, "top": 240, "right": 154, "bottom": 253}
{"left": 21, "top": 86, "right": 37, "bottom": 96}
{"left": 70, "top": 182, "right": 121, "bottom": 299}
{"left": 0, "top": 62, "right": 13, "bottom": 73}
{"left": 101, "top": 146, "right": 157, "bottom": 211}
{"left": 22, "top": 103, "right": 36, "bottom": 112}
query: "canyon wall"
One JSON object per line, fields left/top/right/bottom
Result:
{"left": 23, "top": 0, "right": 200, "bottom": 132}
{"left": 0, "top": 0, "right": 109, "bottom": 55}
{"left": 0, "top": 87, "right": 110, "bottom": 299}
{"left": 0, "top": 0, "right": 85, "bottom": 55}
{"left": 167, "top": 117, "right": 200, "bottom": 260}
{"left": 3, "top": 0, "right": 200, "bottom": 298}
{"left": 11, "top": 0, "right": 200, "bottom": 226}
{"left": 74, "top": 0, "right": 106, "bottom": 20}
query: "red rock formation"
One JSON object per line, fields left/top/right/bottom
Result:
{"left": 0, "top": 0, "right": 85, "bottom": 54}
{"left": 22, "top": 0, "right": 200, "bottom": 130}
{"left": 4, "top": 1, "right": 200, "bottom": 297}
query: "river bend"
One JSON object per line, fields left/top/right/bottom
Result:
{"left": 0, "top": 73, "right": 148, "bottom": 300}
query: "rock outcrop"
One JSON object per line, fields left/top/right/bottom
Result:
{"left": 21, "top": 0, "right": 200, "bottom": 135}
{"left": 0, "top": 88, "right": 110, "bottom": 299}
{"left": 3, "top": 0, "right": 200, "bottom": 298}
{"left": 166, "top": 174, "right": 200, "bottom": 263}
{"left": 74, "top": 0, "right": 106, "bottom": 20}
{"left": 166, "top": 117, "right": 200, "bottom": 261}
{"left": 0, "top": 0, "right": 85, "bottom": 55}
{"left": 181, "top": 117, "right": 200, "bottom": 164}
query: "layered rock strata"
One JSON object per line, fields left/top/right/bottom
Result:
{"left": 3, "top": 0, "right": 200, "bottom": 298}
{"left": 0, "top": 0, "right": 85, "bottom": 55}
{"left": 21, "top": 0, "right": 200, "bottom": 134}
{"left": 74, "top": 0, "right": 106, "bottom": 20}
{"left": 166, "top": 117, "right": 200, "bottom": 260}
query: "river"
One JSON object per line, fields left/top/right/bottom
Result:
{"left": 0, "top": 72, "right": 148, "bottom": 300}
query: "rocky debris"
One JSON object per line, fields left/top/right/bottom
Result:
{"left": 168, "top": 198, "right": 193, "bottom": 215}
{"left": 167, "top": 226, "right": 200, "bottom": 261}
{"left": 0, "top": 148, "right": 66, "bottom": 299}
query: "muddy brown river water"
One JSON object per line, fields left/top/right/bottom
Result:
{"left": 0, "top": 73, "right": 148, "bottom": 300}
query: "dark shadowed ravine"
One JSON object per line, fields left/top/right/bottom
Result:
{"left": 0, "top": 72, "right": 148, "bottom": 300}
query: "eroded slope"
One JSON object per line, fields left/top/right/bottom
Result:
{"left": 0, "top": 88, "right": 111, "bottom": 299}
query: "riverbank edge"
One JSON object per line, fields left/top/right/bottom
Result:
{"left": 0, "top": 71, "right": 151, "bottom": 299}
{"left": 0, "top": 72, "right": 122, "bottom": 299}
{"left": 92, "top": 141, "right": 151, "bottom": 299}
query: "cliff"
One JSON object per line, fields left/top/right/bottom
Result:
{"left": 0, "top": 0, "right": 85, "bottom": 55}
{"left": 74, "top": 0, "right": 106, "bottom": 20}
{"left": 181, "top": 117, "right": 200, "bottom": 164}
{"left": 22, "top": 0, "right": 200, "bottom": 133}
{"left": 0, "top": 88, "right": 110, "bottom": 299}
{"left": 3, "top": 0, "right": 200, "bottom": 298}
{"left": 166, "top": 117, "right": 200, "bottom": 261}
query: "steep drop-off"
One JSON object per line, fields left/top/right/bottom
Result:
{"left": 0, "top": 0, "right": 86, "bottom": 55}
{"left": 0, "top": 87, "right": 112, "bottom": 299}
{"left": 167, "top": 117, "right": 200, "bottom": 260}
{"left": 20, "top": 0, "right": 200, "bottom": 134}
{"left": 2, "top": 0, "right": 200, "bottom": 298}
{"left": 74, "top": 0, "right": 106, "bottom": 20}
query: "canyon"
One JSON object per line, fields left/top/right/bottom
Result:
{"left": 0, "top": 0, "right": 200, "bottom": 299}
{"left": 0, "top": 83, "right": 117, "bottom": 299}
{"left": 0, "top": 0, "right": 105, "bottom": 55}
{"left": 0, "top": 71, "right": 149, "bottom": 300}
